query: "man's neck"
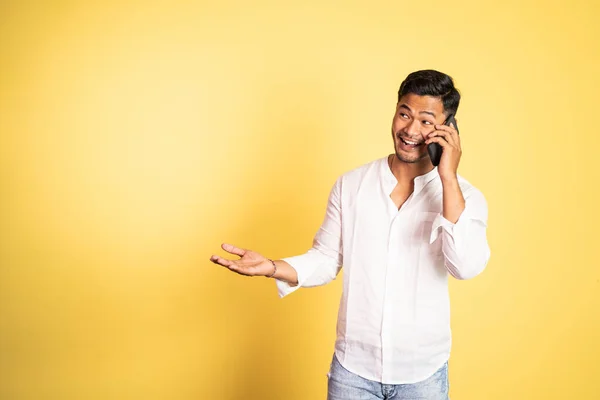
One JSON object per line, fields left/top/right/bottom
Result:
{"left": 389, "top": 154, "right": 435, "bottom": 185}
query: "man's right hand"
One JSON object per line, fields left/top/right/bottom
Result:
{"left": 209, "top": 243, "right": 275, "bottom": 277}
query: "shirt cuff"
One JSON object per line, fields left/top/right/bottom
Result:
{"left": 274, "top": 254, "right": 317, "bottom": 298}
{"left": 429, "top": 207, "right": 486, "bottom": 259}
{"left": 429, "top": 213, "right": 455, "bottom": 244}
{"left": 275, "top": 276, "right": 299, "bottom": 298}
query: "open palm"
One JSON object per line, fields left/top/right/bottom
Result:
{"left": 209, "top": 243, "right": 273, "bottom": 277}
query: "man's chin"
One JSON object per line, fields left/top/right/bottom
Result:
{"left": 395, "top": 150, "right": 428, "bottom": 164}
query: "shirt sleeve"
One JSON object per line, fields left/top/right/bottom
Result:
{"left": 428, "top": 188, "right": 491, "bottom": 280}
{"left": 275, "top": 177, "right": 344, "bottom": 298}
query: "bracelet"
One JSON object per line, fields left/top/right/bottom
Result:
{"left": 266, "top": 259, "right": 277, "bottom": 278}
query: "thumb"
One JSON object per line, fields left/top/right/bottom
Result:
{"left": 221, "top": 243, "right": 246, "bottom": 257}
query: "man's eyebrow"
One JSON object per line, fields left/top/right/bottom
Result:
{"left": 419, "top": 110, "right": 436, "bottom": 118}
{"left": 398, "top": 104, "right": 412, "bottom": 113}
{"left": 398, "top": 104, "right": 436, "bottom": 118}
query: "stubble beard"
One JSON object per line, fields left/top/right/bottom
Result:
{"left": 393, "top": 131, "right": 429, "bottom": 164}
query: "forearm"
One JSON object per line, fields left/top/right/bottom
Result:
{"left": 274, "top": 248, "right": 342, "bottom": 298}
{"left": 269, "top": 259, "right": 298, "bottom": 286}
{"left": 441, "top": 176, "right": 465, "bottom": 224}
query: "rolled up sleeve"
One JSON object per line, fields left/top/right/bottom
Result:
{"left": 276, "top": 177, "right": 344, "bottom": 298}
{"left": 429, "top": 188, "right": 491, "bottom": 280}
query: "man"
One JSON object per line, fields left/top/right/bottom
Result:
{"left": 210, "top": 69, "right": 490, "bottom": 399}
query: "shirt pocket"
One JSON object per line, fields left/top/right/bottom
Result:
{"left": 416, "top": 211, "right": 443, "bottom": 258}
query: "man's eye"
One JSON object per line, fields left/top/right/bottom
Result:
{"left": 400, "top": 113, "right": 409, "bottom": 119}
{"left": 423, "top": 121, "right": 433, "bottom": 125}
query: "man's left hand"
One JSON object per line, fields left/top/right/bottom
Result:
{"left": 426, "top": 122, "right": 462, "bottom": 182}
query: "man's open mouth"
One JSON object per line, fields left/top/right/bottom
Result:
{"left": 400, "top": 137, "right": 422, "bottom": 147}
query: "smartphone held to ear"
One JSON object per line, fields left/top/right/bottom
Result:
{"left": 427, "top": 114, "right": 459, "bottom": 166}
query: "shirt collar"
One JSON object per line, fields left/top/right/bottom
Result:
{"left": 380, "top": 155, "right": 439, "bottom": 194}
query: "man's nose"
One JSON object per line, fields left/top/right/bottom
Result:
{"left": 404, "top": 119, "right": 420, "bottom": 136}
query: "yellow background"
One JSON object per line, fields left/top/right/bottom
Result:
{"left": 1, "top": 1, "right": 598, "bottom": 399}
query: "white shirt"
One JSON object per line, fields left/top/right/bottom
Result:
{"left": 275, "top": 155, "right": 490, "bottom": 384}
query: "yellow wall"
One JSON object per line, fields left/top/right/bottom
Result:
{"left": 1, "top": 1, "right": 598, "bottom": 399}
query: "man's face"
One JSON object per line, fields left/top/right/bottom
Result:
{"left": 391, "top": 93, "right": 447, "bottom": 164}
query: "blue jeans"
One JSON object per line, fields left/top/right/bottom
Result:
{"left": 327, "top": 354, "right": 449, "bottom": 400}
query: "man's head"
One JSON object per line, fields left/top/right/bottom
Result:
{"left": 391, "top": 70, "right": 460, "bottom": 164}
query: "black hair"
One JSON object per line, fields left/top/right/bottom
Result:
{"left": 397, "top": 69, "right": 461, "bottom": 117}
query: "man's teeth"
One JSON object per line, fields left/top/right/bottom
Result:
{"left": 402, "top": 138, "right": 419, "bottom": 145}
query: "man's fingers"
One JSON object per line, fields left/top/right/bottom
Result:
{"left": 434, "top": 124, "right": 457, "bottom": 135}
{"left": 221, "top": 243, "right": 246, "bottom": 257}
{"left": 210, "top": 256, "right": 256, "bottom": 276}
{"left": 425, "top": 136, "right": 451, "bottom": 148}
{"left": 429, "top": 129, "right": 451, "bottom": 141}
{"left": 428, "top": 129, "right": 458, "bottom": 148}
{"left": 210, "top": 255, "right": 234, "bottom": 267}
{"left": 436, "top": 125, "right": 460, "bottom": 144}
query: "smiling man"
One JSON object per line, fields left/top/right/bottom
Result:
{"left": 210, "top": 69, "right": 490, "bottom": 400}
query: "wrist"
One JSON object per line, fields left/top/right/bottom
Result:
{"left": 440, "top": 173, "right": 458, "bottom": 186}
{"left": 265, "top": 259, "right": 277, "bottom": 278}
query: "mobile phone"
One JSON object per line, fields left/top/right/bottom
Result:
{"left": 427, "top": 114, "right": 459, "bottom": 166}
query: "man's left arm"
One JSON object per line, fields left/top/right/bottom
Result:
{"left": 426, "top": 121, "right": 491, "bottom": 280}
{"left": 431, "top": 181, "right": 490, "bottom": 279}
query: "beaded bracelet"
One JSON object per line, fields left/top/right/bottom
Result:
{"left": 266, "top": 259, "right": 277, "bottom": 278}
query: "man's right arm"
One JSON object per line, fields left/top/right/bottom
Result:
{"left": 210, "top": 177, "right": 343, "bottom": 298}
{"left": 274, "top": 177, "right": 344, "bottom": 298}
